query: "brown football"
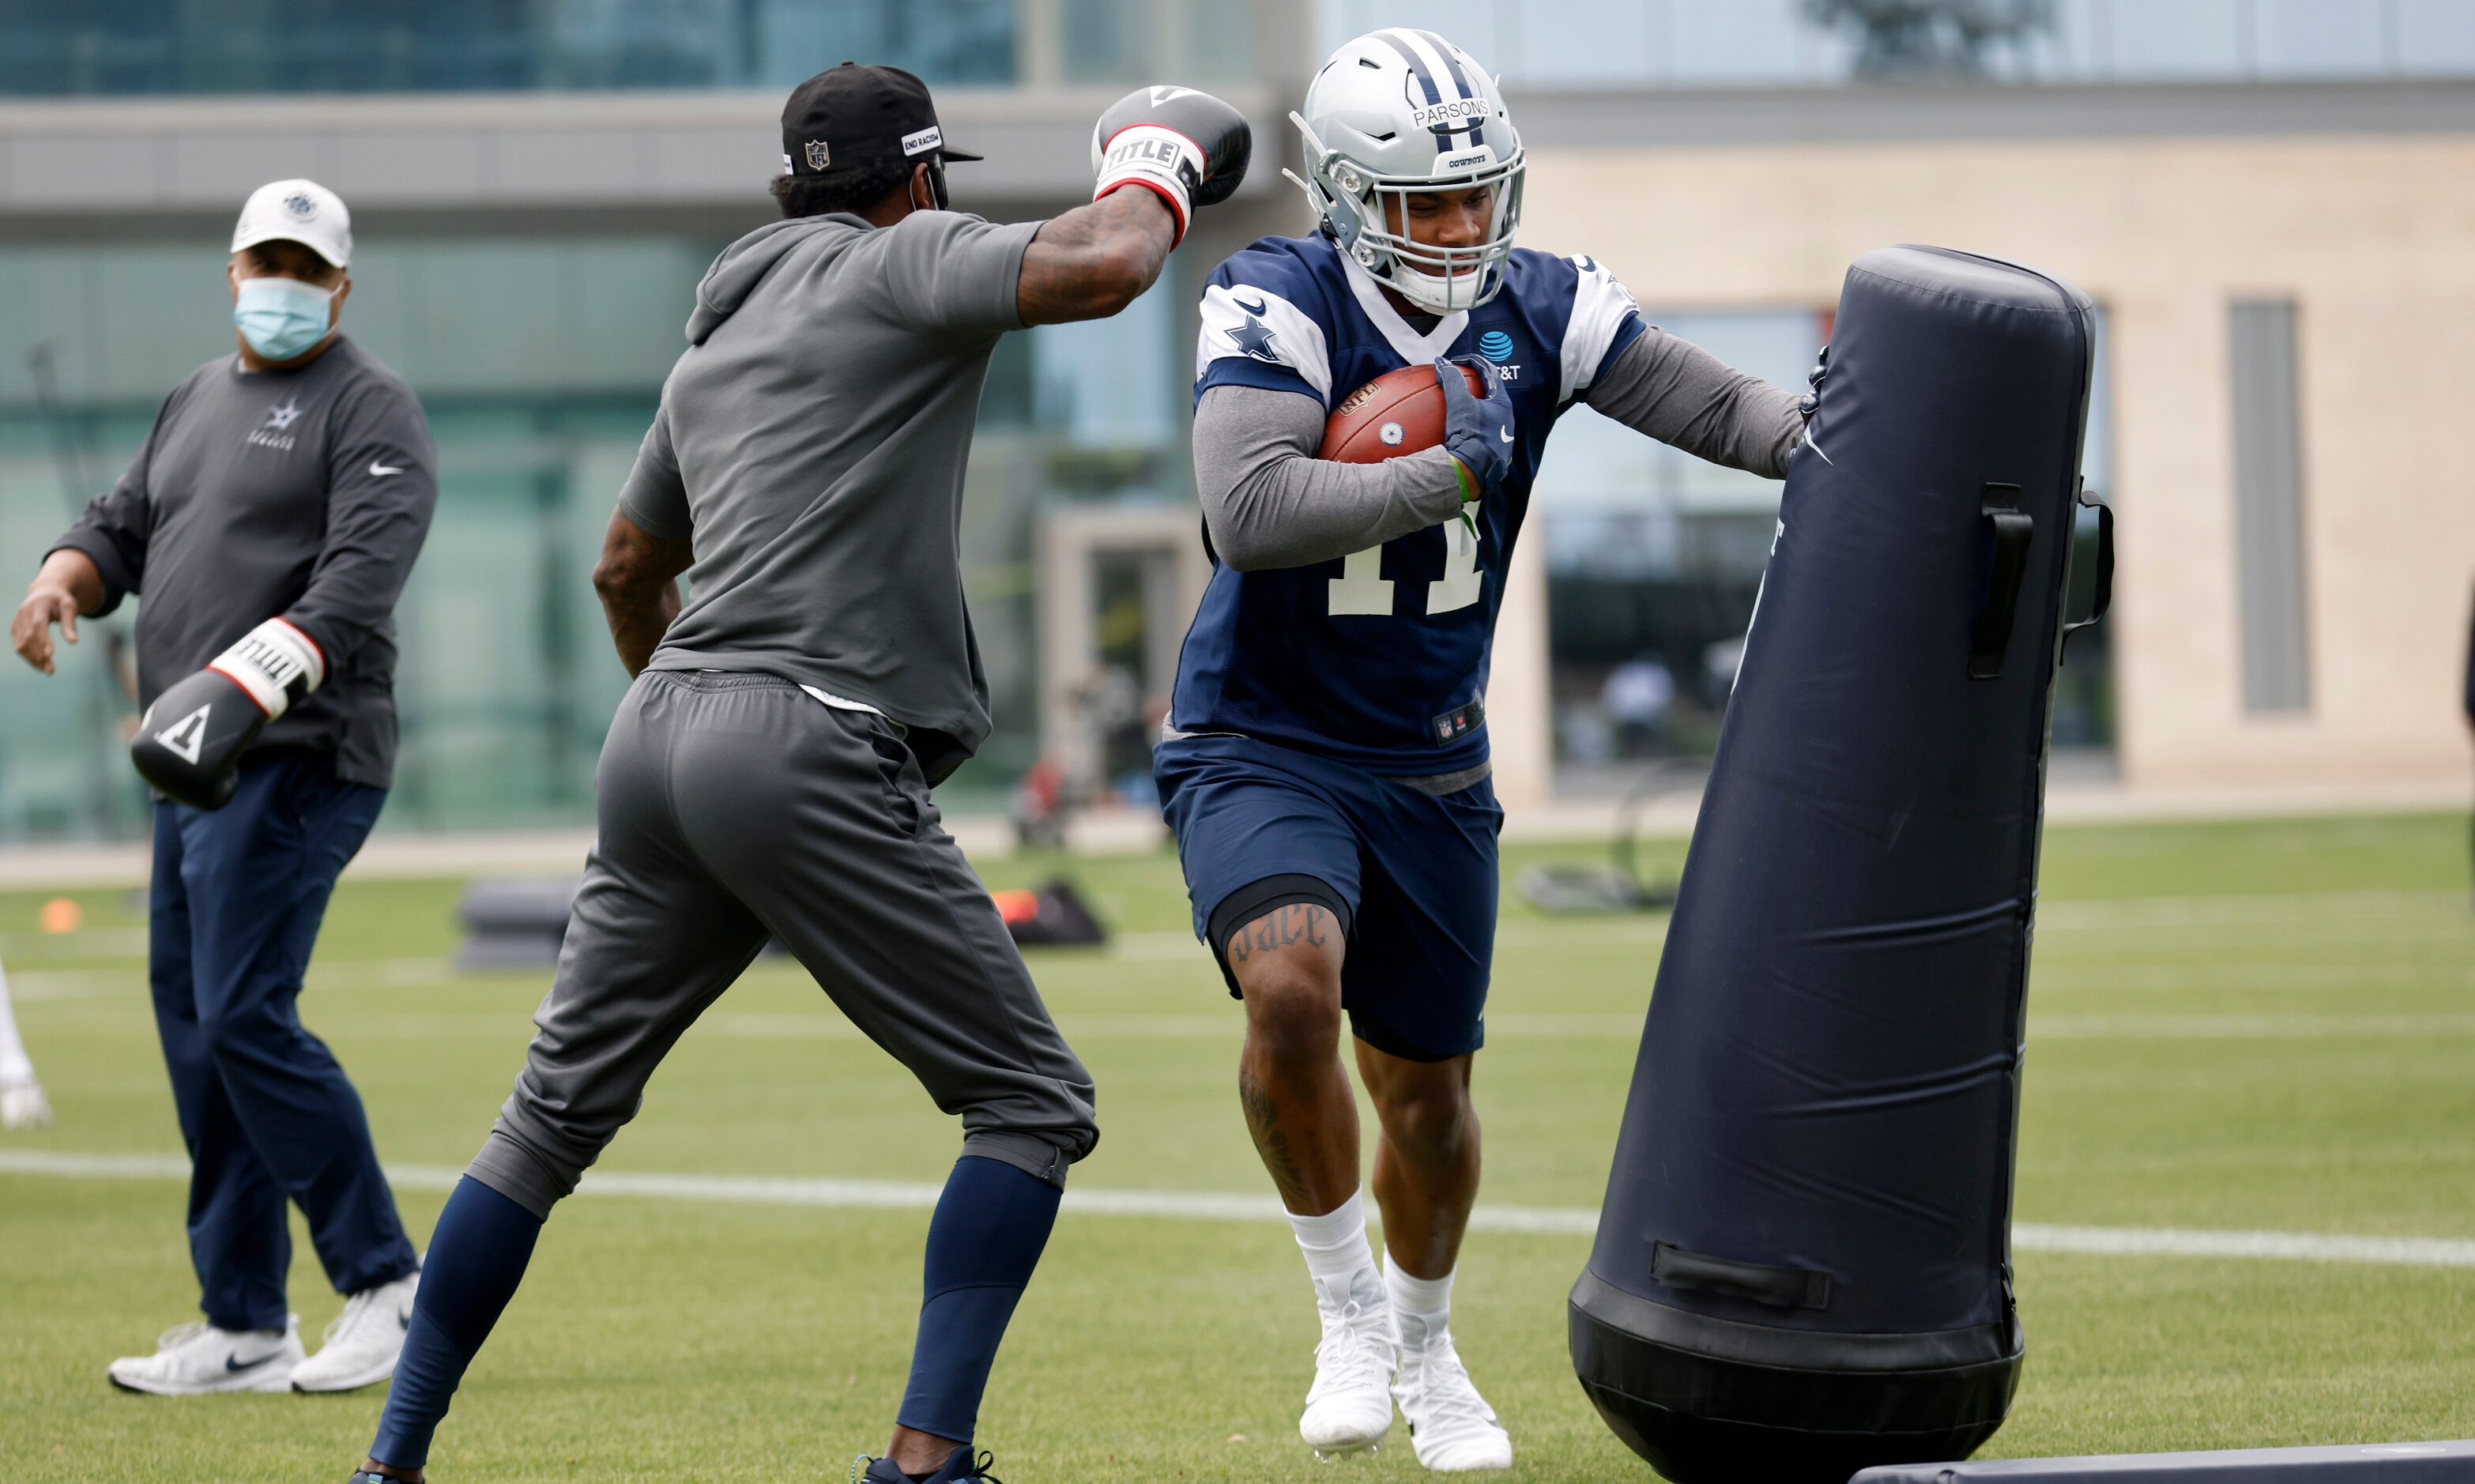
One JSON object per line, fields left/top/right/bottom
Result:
{"left": 1317, "top": 362, "right": 1486, "bottom": 463}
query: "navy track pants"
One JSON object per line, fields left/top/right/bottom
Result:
{"left": 149, "top": 748, "right": 416, "bottom": 1331}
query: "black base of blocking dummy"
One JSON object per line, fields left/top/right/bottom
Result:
{"left": 1851, "top": 1439, "right": 2475, "bottom": 1482}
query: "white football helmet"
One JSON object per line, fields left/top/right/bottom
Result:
{"left": 1286, "top": 28, "right": 1524, "bottom": 314}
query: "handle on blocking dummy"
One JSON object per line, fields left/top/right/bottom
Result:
{"left": 1969, "top": 483, "right": 2034, "bottom": 680}
{"left": 2060, "top": 487, "right": 2115, "bottom": 664}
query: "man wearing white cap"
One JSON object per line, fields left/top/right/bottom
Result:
{"left": 9, "top": 179, "right": 435, "bottom": 1396}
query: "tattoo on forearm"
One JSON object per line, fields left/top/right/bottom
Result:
{"left": 595, "top": 515, "right": 691, "bottom": 677}
{"left": 605, "top": 582, "right": 680, "bottom": 678}
{"left": 1226, "top": 903, "right": 1332, "bottom": 966}
{"left": 1016, "top": 188, "right": 1173, "bottom": 326}
{"left": 1239, "top": 1062, "right": 1313, "bottom": 1210}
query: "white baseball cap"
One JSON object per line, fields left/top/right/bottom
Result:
{"left": 231, "top": 179, "right": 352, "bottom": 269}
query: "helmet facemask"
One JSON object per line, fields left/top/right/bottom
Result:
{"left": 1290, "top": 111, "right": 1525, "bottom": 315}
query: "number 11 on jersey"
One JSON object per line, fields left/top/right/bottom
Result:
{"left": 1327, "top": 505, "right": 1483, "bottom": 618}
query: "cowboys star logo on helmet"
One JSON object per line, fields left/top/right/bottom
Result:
{"left": 1283, "top": 27, "right": 1524, "bottom": 313}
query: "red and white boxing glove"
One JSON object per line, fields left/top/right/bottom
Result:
{"left": 130, "top": 618, "right": 325, "bottom": 810}
{"left": 1091, "top": 85, "right": 1252, "bottom": 248}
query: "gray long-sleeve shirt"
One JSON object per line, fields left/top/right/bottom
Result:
{"left": 1196, "top": 326, "right": 1803, "bottom": 572}
{"left": 48, "top": 336, "right": 438, "bottom": 788}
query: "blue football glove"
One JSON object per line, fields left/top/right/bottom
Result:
{"left": 1435, "top": 356, "right": 1514, "bottom": 507}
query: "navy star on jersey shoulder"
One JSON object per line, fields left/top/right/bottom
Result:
{"left": 1176, "top": 232, "right": 1647, "bottom": 773}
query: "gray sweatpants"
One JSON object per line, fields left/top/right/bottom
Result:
{"left": 468, "top": 671, "right": 1097, "bottom": 1218}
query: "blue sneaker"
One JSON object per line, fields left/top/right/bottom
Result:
{"left": 852, "top": 1445, "right": 1004, "bottom": 1484}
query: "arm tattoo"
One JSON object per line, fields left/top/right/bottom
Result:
{"left": 1016, "top": 188, "right": 1174, "bottom": 327}
{"left": 594, "top": 514, "right": 693, "bottom": 677}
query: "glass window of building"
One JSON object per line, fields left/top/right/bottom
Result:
{"left": 1535, "top": 306, "right": 2115, "bottom": 793}
{"left": 1319, "top": 0, "right": 2475, "bottom": 88}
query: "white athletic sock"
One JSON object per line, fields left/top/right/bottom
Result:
{"left": 0, "top": 961, "right": 32, "bottom": 1086}
{"left": 1290, "top": 1190, "right": 1380, "bottom": 1304}
{"left": 1385, "top": 1260, "right": 1454, "bottom": 1347}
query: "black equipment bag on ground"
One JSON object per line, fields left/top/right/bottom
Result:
{"left": 1569, "top": 245, "right": 2109, "bottom": 1483}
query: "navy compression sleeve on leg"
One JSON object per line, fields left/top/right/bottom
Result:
{"left": 895, "top": 1155, "right": 1064, "bottom": 1444}
{"left": 367, "top": 1177, "right": 544, "bottom": 1471}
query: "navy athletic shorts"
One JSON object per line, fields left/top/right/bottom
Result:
{"left": 1153, "top": 732, "right": 1503, "bottom": 1063}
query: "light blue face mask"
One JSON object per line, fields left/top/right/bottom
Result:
{"left": 232, "top": 274, "right": 336, "bottom": 361}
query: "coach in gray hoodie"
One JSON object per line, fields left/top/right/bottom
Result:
{"left": 350, "top": 63, "right": 1252, "bottom": 1484}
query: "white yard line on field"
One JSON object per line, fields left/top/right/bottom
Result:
{"left": 2036, "top": 962, "right": 2469, "bottom": 992}
{"left": 0, "top": 928, "right": 153, "bottom": 959}
{"left": 2029, "top": 1014, "right": 2475, "bottom": 1039}
{"left": 2036, "top": 889, "right": 2465, "bottom": 929}
{"left": 4, "top": 956, "right": 458, "bottom": 1000}
{"left": 6, "top": 969, "right": 138, "bottom": 1001}
{"left": 48, "top": 1009, "right": 2457, "bottom": 1045}
{"left": 28, "top": 992, "right": 2475, "bottom": 1044}
{"left": 8, "top": 1148, "right": 2475, "bottom": 1269}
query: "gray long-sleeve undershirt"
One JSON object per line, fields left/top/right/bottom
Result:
{"left": 1195, "top": 326, "right": 1805, "bottom": 573}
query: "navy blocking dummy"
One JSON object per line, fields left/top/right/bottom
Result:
{"left": 1570, "top": 247, "right": 2108, "bottom": 1484}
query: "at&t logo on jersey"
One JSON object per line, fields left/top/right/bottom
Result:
{"left": 1472, "top": 329, "right": 1521, "bottom": 382}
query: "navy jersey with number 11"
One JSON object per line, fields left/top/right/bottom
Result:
{"left": 1170, "top": 232, "right": 1645, "bottom": 775}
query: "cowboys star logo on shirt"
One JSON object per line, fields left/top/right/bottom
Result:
{"left": 247, "top": 396, "right": 305, "bottom": 452}
{"left": 1224, "top": 293, "right": 1282, "bottom": 363}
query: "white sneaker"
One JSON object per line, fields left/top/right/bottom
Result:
{"left": 107, "top": 1317, "right": 302, "bottom": 1395}
{"left": 1298, "top": 1271, "right": 1397, "bottom": 1457}
{"left": 290, "top": 1267, "right": 419, "bottom": 1393}
{"left": 1393, "top": 1320, "right": 1511, "bottom": 1471}
{"left": 0, "top": 1076, "right": 50, "bottom": 1130}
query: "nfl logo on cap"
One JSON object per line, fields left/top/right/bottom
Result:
{"left": 804, "top": 139, "right": 831, "bottom": 171}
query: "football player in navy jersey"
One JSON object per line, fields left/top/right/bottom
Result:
{"left": 1155, "top": 28, "right": 1814, "bottom": 1470}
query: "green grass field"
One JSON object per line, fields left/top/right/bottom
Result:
{"left": 2, "top": 812, "right": 2472, "bottom": 1482}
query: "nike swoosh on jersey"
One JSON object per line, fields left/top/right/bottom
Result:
{"left": 1498, "top": 424, "right": 1515, "bottom": 442}
{"left": 368, "top": 460, "right": 405, "bottom": 477}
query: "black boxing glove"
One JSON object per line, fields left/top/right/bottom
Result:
{"left": 1090, "top": 85, "right": 1252, "bottom": 247}
{"left": 131, "top": 618, "right": 325, "bottom": 810}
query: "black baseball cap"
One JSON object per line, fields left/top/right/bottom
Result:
{"left": 780, "top": 62, "right": 982, "bottom": 179}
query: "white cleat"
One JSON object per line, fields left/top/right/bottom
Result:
{"left": 107, "top": 1317, "right": 303, "bottom": 1395}
{"left": 1393, "top": 1324, "right": 1512, "bottom": 1471}
{"left": 291, "top": 1267, "right": 419, "bottom": 1393}
{"left": 1298, "top": 1271, "right": 1397, "bottom": 1458}
{"left": 0, "top": 1076, "right": 51, "bottom": 1130}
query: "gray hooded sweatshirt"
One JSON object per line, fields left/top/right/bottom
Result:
{"left": 619, "top": 209, "right": 1039, "bottom": 782}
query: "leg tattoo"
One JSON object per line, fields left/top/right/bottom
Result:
{"left": 1228, "top": 902, "right": 1332, "bottom": 966}
{"left": 1241, "top": 1062, "right": 1314, "bottom": 1211}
